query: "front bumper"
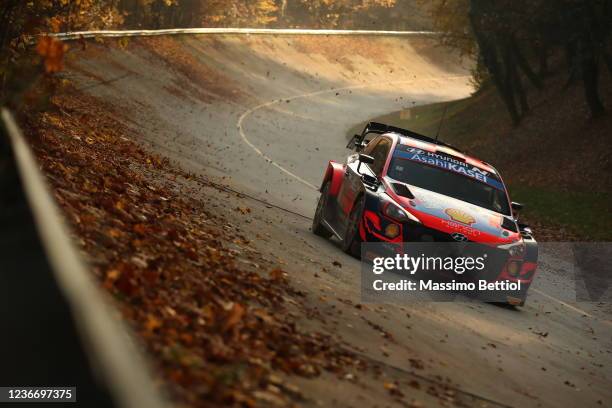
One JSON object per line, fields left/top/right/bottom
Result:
{"left": 360, "top": 209, "right": 537, "bottom": 302}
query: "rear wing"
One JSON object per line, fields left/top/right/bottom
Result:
{"left": 347, "top": 121, "right": 463, "bottom": 153}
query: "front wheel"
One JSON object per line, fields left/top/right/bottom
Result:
{"left": 342, "top": 195, "right": 365, "bottom": 258}
{"left": 312, "top": 182, "right": 333, "bottom": 238}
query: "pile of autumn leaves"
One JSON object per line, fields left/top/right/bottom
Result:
{"left": 22, "top": 89, "right": 360, "bottom": 406}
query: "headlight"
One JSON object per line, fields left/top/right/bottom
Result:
{"left": 499, "top": 241, "right": 525, "bottom": 257}
{"left": 384, "top": 223, "right": 400, "bottom": 238}
{"left": 382, "top": 201, "right": 421, "bottom": 224}
{"left": 507, "top": 261, "right": 521, "bottom": 276}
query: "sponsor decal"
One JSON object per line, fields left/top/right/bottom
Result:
{"left": 451, "top": 232, "right": 468, "bottom": 242}
{"left": 441, "top": 220, "right": 481, "bottom": 237}
{"left": 394, "top": 146, "right": 504, "bottom": 190}
{"left": 405, "top": 147, "right": 426, "bottom": 155}
{"left": 445, "top": 208, "right": 475, "bottom": 225}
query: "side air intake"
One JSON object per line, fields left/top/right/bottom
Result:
{"left": 391, "top": 183, "right": 415, "bottom": 199}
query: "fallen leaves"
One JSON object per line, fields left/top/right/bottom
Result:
{"left": 408, "top": 358, "right": 424, "bottom": 370}
{"left": 384, "top": 381, "right": 404, "bottom": 397}
{"left": 235, "top": 206, "right": 251, "bottom": 214}
{"left": 36, "top": 36, "right": 68, "bottom": 73}
{"left": 269, "top": 268, "right": 286, "bottom": 281}
{"left": 22, "top": 85, "right": 357, "bottom": 407}
{"left": 145, "top": 314, "right": 162, "bottom": 332}
{"left": 222, "top": 303, "right": 245, "bottom": 333}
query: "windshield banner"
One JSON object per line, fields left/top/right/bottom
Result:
{"left": 394, "top": 146, "right": 504, "bottom": 190}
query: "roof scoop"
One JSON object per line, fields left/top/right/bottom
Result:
{"left": 391, "top": 182, "right": 415, "bottom": 199}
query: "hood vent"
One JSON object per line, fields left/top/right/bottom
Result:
{"left": 391, "top": 183, "right": 415, "bottom": 199}
{"left": 502, "top": 216, "right": 518, "bottom": 233}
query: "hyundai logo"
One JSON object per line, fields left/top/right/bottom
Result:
{"left": 451, "top": 232, "right": 468, "bottom": 242}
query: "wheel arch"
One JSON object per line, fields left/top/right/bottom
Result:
{"left": 320, "top": 161, "right": 345, "bottom": 197}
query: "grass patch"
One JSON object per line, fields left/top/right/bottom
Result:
{"left": 509, "top": 187, "right": 612, "bottom": 241}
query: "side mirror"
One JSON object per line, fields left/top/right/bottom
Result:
{"left": 511, "top": 202, "right": 523, "bottom": 221}
{"left": 361, "top": 173, "right": 379, "bottom": 189}
{"left": 511, "top": 202, "right": 524, "bottom": 211}
{"left": 357, "top": 154, "right": 375, "bottom": 174}
{"left": 358, "top": 154, "right": 375, "bottom": 164}
{"left": 518, "top": 223, "right": 533, "bottom": 237}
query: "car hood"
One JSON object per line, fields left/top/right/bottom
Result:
{"left": 390, "top": 183, "right": 519, "bottom": 244}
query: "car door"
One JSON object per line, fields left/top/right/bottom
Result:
{"left": 337, "top": 136, "right": 392, "bottom": 227}
{"left": 368, "top": 137, "right": 392, "bottom": 178}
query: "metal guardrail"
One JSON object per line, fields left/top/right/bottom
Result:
{"left": 0, "top": 109, "right": 169, "bottom": 408}
{"left": 52, "top": 27, "right": 437, "bottom": 40}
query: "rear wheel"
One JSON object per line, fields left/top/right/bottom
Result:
{"left": 312, "top": 182, "right": 333, "bottom": 238}
{"left": 342, "top": 195, "right": 365, "bottom": 258}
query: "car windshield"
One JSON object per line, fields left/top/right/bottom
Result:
{"left": 387, "top": 157, "right": 511, "bottom": 215}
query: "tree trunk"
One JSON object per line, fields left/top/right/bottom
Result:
{"left": 537, "top": 44, "right": 549, "bottom": 77}
{"left": 511, "top": 58, "right": 529, "bottom": 116}
{"left": 501, "top": 40, "right": 522, "bottom": 124}
{"left": 564, "top": 42, "right": 579, "bottom": 88}
{"left": 510, "top": 36, "right": 543, "bottom": 89}
{"left": 582, "top": 54, "right": 605, "bottom": 117}
{"left": 603, "top": 51, "right": 612, "bottom": 76}
{"left": 281, "top": 0, "right": 288, "bottom": 17}
{"left": 469, "top": 0, "right": 520, "bottom": 125}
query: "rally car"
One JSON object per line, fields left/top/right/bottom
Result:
{"left": 312, "top": 122, "right": 538, "bottom": 305}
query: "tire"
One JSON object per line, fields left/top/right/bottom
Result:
{"left": 312, "top": 181, "right": 333, "bottom": 238}
{"left": 342, "top": 195, "right": 365, "bottom": 258}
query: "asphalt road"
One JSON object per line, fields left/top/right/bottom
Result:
{"left": 67, "top": 34, "right": 611, "bottom": 407}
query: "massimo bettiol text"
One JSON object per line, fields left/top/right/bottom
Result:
{"left": 370, "top": 253, "right": 521, "bottom": 291}
{"left": 360, "top": 242, "right": 527, "bottom": 303}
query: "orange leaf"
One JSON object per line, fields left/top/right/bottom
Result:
{"left": 48, "top": 17, "right": 62, "bottom": 33}
{"left": 145, "top": 314, "right": 162, "bottom": 331}
{"left": 107, "top": 228, "right": 123, "bottom": 238}
{"left": 269, "top": 268, "right": 286, "bottom": 281}
{"left": 133, "top": 223, "right": 148, "bottom": 235}
{"left": 36, "top": 36, "right": 67, "bottom": 73}
{"left": 223, "top": 303, "right": 245, "bottom": 332}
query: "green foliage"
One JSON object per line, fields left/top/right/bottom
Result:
{"left": 509, "top": 187, "right": 612, "bottom": 241}
{"left": 0, "top": 0, "right": 124, "bottom": 104}
{"left": 281, "top": 0, "right": 398, "bottom": 28}
{"left": 427, "top": 0, "right": 612, "bottom": 122}
{"left": 424, "top": 0, "right": 476, "bottom": 57}
{"left": 0, "top": 0, "right": 432, "bottom": 104}
{"left": 116, "top": 0, "right": 413, "bottom": 29}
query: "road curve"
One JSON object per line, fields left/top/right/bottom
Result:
{"left": 64, "top": 33, "right": 611, "bottom": 407}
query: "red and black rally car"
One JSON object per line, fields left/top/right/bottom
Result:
{"left": 312, "top": 122, "right": 538, "bottom": 305}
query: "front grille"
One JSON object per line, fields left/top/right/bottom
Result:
{"left": 403, "top": 225, "right": 509, "bottom": 280}
{"left": 405, "top": 225, "right": 455, "bottom": 242}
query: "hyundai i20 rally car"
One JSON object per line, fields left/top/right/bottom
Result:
{"left": 312, "top": 122, "right": 538, "bottom": 305}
